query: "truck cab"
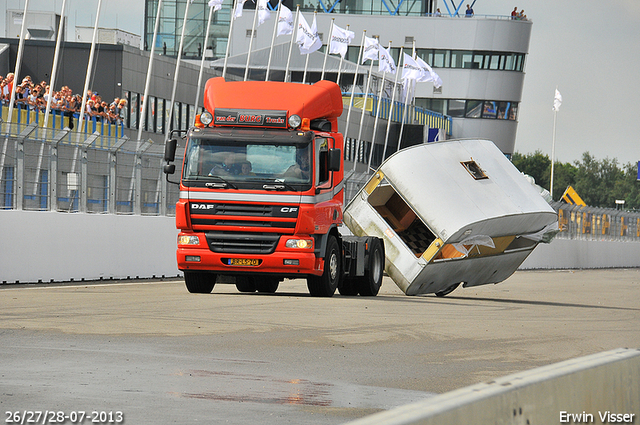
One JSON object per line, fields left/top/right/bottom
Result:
{"left": 164, "top": 78, "right": 384, "bottom": 297}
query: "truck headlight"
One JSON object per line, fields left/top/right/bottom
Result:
{"left": 288, "top": 114, "right": 302, "bottom": 129}
{"left": 285, "top": 238, "right": 313, "bottom": 249}
{"left": 178, "top": 235, "right": 200, "bottom": 245}
{"left": 200, "top": 111, "right": 213, "bottom": 125}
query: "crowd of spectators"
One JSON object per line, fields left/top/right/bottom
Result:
{"left": 511, "top": 7, "right": 527, "bottom": 20}
{"left": 0, "top": 73, "right": 127, "bottom": 129}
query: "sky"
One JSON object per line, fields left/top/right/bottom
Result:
{"left": 2, "top": 0, "right": 640, "bottom": 164}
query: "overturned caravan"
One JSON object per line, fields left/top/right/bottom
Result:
{"left": 343, "top": 139, "right": 558, "bottom": 296}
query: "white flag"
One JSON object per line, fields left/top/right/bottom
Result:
{"left": 402, "top": 53, "right": 422, "bottom": 81}
{"left": 208, "top": 0, "right": 224, "bottom": 11}
{"left": 234, "top": 0, "right": 247, "bottom": 19}
{"left": 415, "top": 56, "right": 442, "bottom": 88}
{"left": 257, "top": 0, "right": 271, "bottom": 26}
{"left": 378, "top": 45, "right": 396, "bottom": 74}
{"left": 361, "top": 36, "right": 379, "bottom": 63}
{"left": 296, "top": 14, "right": 322, "bottom": 54}
{"left": 328, "top": 24, "right": 354, "bottom": 59}
{"left": 553, "top": 89, "right": 562, "bottom": 111}
{"left": 277, "top": 4, "right": 294, "bottom": 36}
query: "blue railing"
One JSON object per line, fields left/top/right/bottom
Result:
{"left": 0, "top": 104, "right": 126, "bottom": 139}
{"left": 342, "top": 93, "right": 452, "bottom": 135}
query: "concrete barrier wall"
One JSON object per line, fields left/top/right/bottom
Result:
{"left": 520, "top": 238, "right": 640, "bottom": 269}
{"left": 2, "top": 211, "right": 640, "bottom": 284}
{"left": 345, "top": 348, "right": 640, "bottom": 425}
{"left": 0, "top": 211, "right": 180, "bottom": 283}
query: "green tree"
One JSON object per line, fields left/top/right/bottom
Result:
{"left": 511, "top": 151, "right": 640, "bottom": 209}
{"left": 511, "top": 150, "right": 551, "bottom": 189}
{"left": 550, "top": 161, "right": 578, "bottom": 201}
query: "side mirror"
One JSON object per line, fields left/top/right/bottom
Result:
{"left": 163, "top": 164, "right": 176, "bottom": 175}
{"left": 328, "top": 148, "right": 341, "bottom": 172}
{"left": 164, "top": 139, "right": 177, "bottom": 162}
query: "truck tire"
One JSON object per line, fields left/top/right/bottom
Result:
{"left": 184, "top": 271, "right": 216, "bottom": 294}
{"left": 236, "top": 276, "right": 257, "bottom": 293}
{"left": 435, "top": 283, "right": 460, "bottom": 297}
{"left": 307, "top": 235, "right": 340, "bottom": 297}
{"left": 256, "top": 278, "right": 279, "bottom": 293}
{"left": 358, "top": 238, "right": 384, "bottom": 296}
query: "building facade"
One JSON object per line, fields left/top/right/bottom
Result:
{"left": 144, "top": 0, "right": 531, "bottom": 156}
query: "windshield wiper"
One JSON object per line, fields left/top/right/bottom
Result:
{"left": 204, "top": 175, "right": 237, "bottom": 189}
{"left": 263, "top": 181, "right": 297, "bottom": 191}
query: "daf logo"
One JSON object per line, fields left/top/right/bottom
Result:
{"left": 280, "top": 207, "right": 298, "bottom": 213}
{"left": 192, "top": 204, "right": 215, "bottom": 210}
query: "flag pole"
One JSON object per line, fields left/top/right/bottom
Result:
{"left": 195, "top": 4, "right": 216, "bottom": 112}
{"left": 222, "top": 0, "right": 239, "bottom": 79}
{"left": 137, "top": 0, "right": 163, "bottom": 142}
{"left": 284, "top": 6, "right": 300, "bottom": 82}
{"left": 336, "top": 25, "right": 348, "bottom": 87}
{"left": 265, "top": 0, "right": 283, "bottom": 81}
{"left": 6, "top": 0, "right": 30, "bottom": 128}
{"left": 382, "top": 46, "right": 403, "bottom": 162}
{"left": 397, "top": 41, "right": 416, "bottom": 152}
{"left": 353, "top": 38, "right": 376, "bottom": 172}
{"left": 244, "top": 0, "right": 261, "bottom": 81}
{"left": 166, "top": 0, "right": 191, "bottom": 132}
{"left": 343, "top": 30, "right": 365, "bottom": 168}
{"left": 367, "top": 41, "right": 391, "bottom": 172}
{"left": 321, "top": 18, "right": 334, "bottom": 81}
{"left": 302, "top": 11, "right": 317, "bottom": 84}
{"left": 77, "top": 0, "right": 103, "bottom": 139}
{"left": 550, "top": 94, "right": 557, "bottom": 200}
{"left": 43, "top": 0, "right": 67, "bottom": 131}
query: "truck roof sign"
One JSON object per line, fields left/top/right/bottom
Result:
{"left": 213, "top": 108, "right": 288, "bottom": 128}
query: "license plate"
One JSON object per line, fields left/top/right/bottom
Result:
{"left": 228, "top": 258, "right": 259, "bottom": 266}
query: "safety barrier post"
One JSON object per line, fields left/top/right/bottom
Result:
{"left": 49, "top": 128, "right": 70, "bottom": 211}
{"left": 134, "top": 139, "right": 153, "bottom": 215}
{"left": 108, "top": 136, "right": 129, "bottom": 214}
{"left": 80, "top": 132, "right": 101, "bottom": 213}
{"left": 15, "top": 123, "right": 38, "bottom": 210}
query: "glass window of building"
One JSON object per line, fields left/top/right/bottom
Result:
{"left": 465, "top": 100, "right": 483, "bottom": 118}
{"left": 447, "top": 99, "right": 465, "bottom": 117}
{"left": 130, "top": 93, "right": 139, "bottom": 129}
{"left": 482, "top": 101, "right": 498, "bottom": 119}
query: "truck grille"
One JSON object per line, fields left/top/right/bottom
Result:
{"left": 205, "top": 232, "right": 280, "bottom": 254}
{"left": 189, "top": 201, "right": 299, "bottom": 233}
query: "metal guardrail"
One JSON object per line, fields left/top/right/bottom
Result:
{"left": 342, "top": 94, "right": 452, "bottom": 135}
{"left": 0, "top": 122, "right": 183, "bottom": 216}
{"left": 551, "top": 201, "right": 640, "bottom": 242}
{"left": 2, "top": 105, "right": 126, "bottom": 139}
{"left": 3, "top": 119, "right": 639, "bottom": 246}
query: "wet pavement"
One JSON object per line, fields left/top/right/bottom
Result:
{"left": 1, "top": 269, "right": 639, "bottom": 424}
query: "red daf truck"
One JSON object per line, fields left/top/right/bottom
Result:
{"left": 163, "top": 77, "right": 384, "bottom": 297}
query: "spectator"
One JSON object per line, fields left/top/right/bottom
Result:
{"left": 117, "top": 99, "right": 128, "bottom": 122}
{"left": 511, "top": 7, "right": 518, "bottom": 19}
{"left": 3, "top": 73, "right": 15, "bottom": 104}
{"left": 64, "top": 95, "right": 77, "bottom": 130}
{"left": 465, "top": 4, "right": 474, "bottom": 17}
{"left": 14, "top": 84, "right": 28, "bottom": 108}
{"left": 434, "top": 8, "right": 441, "bottom": 17}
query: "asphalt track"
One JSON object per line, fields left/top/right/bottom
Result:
{"left": 1, "top": 269, "right": 639, "bottom": 424}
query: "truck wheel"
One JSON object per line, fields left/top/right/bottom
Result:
{"left": 435, "top": 283, "right": 460, "bottom": 297}
{"left": 338, "top": 278, "right": 359, "bottom": 296}
{"left": 358, "top": 238, "right": 384, "bottom": 296}
{"left": 307, "top": 236, "right": 340, "bottom": 297}
{"left": 236, "top": 276, "right": 256, "bottom": 293}
{"left": 256, "top": 278, "right": 279, "bottom": 293}
{"left": 184, "top": 271, "right": 216, "bottom": 294}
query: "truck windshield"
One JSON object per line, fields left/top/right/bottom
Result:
{"left": 183, "top": 137, "right": 312, "bottom": 189}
